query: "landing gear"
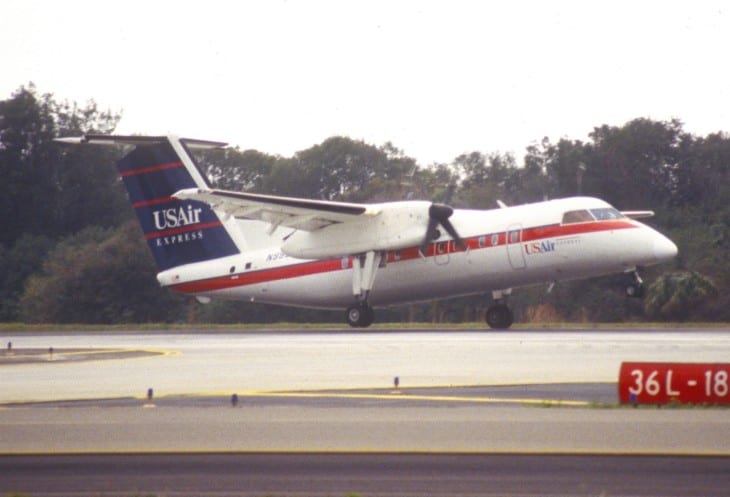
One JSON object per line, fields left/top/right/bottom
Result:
{"left": 485, "top": 303, "right": 513, "bottom": 329}
{"left": 346, "top": 251, "right": 383, "bottom": 328}
{"left": 625, "top": 283, "right": 645, "bottom": 298}
{"left": 625, "top": 270, "right": 645, "bottom": 298}
{"left": 485, "top": 289, "right": 514, "bottom": 330}
{"left": 346, "top": 302, "right": 375, "bottom": 328}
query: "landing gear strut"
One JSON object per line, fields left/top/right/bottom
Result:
{"left": 625, "top": 270, "right": 645, "bottom": 298}
{"left": 346, "top": 251, "right": 382, "bottom": 328}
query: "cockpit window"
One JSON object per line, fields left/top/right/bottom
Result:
{"left": 562, "top": 209, "right": 594, "bottom": 224}
{"left": 590, "top": 207, "right": 624, "bottom": 220}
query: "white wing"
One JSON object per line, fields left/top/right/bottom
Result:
{"left": 174, "top": 188, "right": 379, "bottom": 233}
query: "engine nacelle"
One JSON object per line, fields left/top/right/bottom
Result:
{"left": 281, "top": 201, "right": 431, "bottom": 258}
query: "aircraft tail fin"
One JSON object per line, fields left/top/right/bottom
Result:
{"left": 57, "top": 135, "right": 241, "bottom": 271}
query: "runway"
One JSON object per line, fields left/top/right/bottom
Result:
{"left": 2, "top": 453, "right": 729, "bottom": 497}
{"left": 2, "top": 398, "right": 729, "bottom": 454}
{"left": 1, "top": 327, "right": 729, "bottom": 496}
{"left": 2, "top": 327, "right": 729, "bottom": 402}
{"left": 1, "top": 327, "right": 728, "bottom": 453}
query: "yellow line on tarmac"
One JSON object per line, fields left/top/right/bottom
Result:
{"left": 189, "top": 390, "right": 591, "bottom": 407}
{"left": 60, "top": 348, "right": 180, "bottom": 358}
{"left": 0, "top": 348, "right": 180, "bottom": 366}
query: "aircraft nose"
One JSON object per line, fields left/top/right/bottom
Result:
{"left": 653, "top": 235, "right": 678, "bottom": 262}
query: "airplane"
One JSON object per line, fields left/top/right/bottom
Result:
{"left": 56, "top": 134, "right": 678, "bottom": 329}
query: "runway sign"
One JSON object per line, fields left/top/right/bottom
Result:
{"left": 619, "top": 362, "right": 730, "bottom": 405}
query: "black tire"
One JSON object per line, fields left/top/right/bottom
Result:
{"left": 361, "top": 305, "right": 375, "bottom": 327}
{"left": 625, "top": 283, "right": 645, "bottom": 298}
{"left": 346, "top": 303, "right": 375, "bottom": 328}
{"left": 485, "top": 304, "right": 514, "bottom": 329}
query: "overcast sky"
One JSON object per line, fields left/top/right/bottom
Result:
{"left": 2, "top": 0, "right": 729, "bottom": 165}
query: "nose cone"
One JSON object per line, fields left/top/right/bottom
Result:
{"left": 653, "top": 235, "right": 678, "bottom": 262}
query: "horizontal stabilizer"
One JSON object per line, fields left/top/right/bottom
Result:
{"left": 56, "top": 134, "right": 227, "bottom": 150}
{"left": 621, "top": 210, "right": 655, "bottom": 219}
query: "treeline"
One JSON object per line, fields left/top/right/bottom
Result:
{"left": 1, "top": 84, "right": 727, "bottom": 324}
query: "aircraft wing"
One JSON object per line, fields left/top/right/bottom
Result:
{"left": 174, "top": 188, "right": 379, "bottom": 232}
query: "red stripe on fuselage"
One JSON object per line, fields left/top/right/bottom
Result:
{"left": 522, "top": 219, "right": 633, "bottom": 242}
{"left": 171, "top": 258, "right": 346, "bottom": 294}
{"left": 168, "top": 219, "right": 638, "bottom": 294}
{"left": 120, "top": 161, "right": 184, "bottom": 177}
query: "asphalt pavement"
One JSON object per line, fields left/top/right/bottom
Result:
{"left": 2, "top": 453, "right": 729, "bottom": 497}
{"left": 2, "top": 328, "right": 728, "bottom": 497}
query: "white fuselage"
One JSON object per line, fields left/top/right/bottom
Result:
{"left": 157, "top": 197, "right": 677, "bottom": 310}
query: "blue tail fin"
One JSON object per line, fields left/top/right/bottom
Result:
{"left": 61, "top": 135, "right": 240, "bottom": 271}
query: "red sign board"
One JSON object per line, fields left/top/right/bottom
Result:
{"left": 619, "top": 362, "right": 730, "bottom": 405}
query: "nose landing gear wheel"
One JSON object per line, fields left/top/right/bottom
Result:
{"left": 625, "top": 269, "right": 645, "bottom": 298}
{"left": 625, "top": 283, "right": 645, "bottom": 298}
{"left": 485, "top": 303, "right": 513, "bottom": 329}
{"left": 346, "top": 303, "right": 375, "bottom": 328}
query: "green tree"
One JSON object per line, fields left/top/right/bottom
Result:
{"left": 455, "top": 152, "right": 519, "bottom": 208}
{"left": 0, "top": 84, "right": 126, "bottom": 244}
{"left": 271, "top": 136, "right": 413, "bottom": 201}
{"left": 645, "top": 271, "right": 718, "bottom": 321}
{"left": 197, "top": 147, "right": 277, "bottom": 192}
{"left": 20, "top": 222, "right": 186, "bottom": 323}
{"left": 584, "top": 118, "right": 682, "bottom": 209}
{"left": 527, "top": 137, "right": 589, "bottom": 199}
{"left": 416, "top": 162, "right": 459, "bottom": 203}
{"left": 673, "top": 132, "right": 730, "bottom": 213}
{"left": 0, "top": 234, "right": 54, "bottom": 321}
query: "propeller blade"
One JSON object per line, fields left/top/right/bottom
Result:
{"left": 420, "top": 203, "right": 466, "bottom": 254}
{"left": 440, "top": 217, "right": 466, "bottom": 251}
{"left": 420, "top": 217, "right": 440, "bottom": 255}
{"left": 429, "top": 203, "right": 453, "bottom": 221}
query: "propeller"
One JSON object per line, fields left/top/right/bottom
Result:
{"left": 420, "top": 203, "right": 466, "bottom": 255}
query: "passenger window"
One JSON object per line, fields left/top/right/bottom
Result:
{"left": 562, "top": 210, "right": 594, "bottom": 224}
{"left": 509, "top": 230, "right": 520, "bottom": 243}
{"left": 478, "top": 236, "right": 486, "bottom": 248}
{"left": 491, "top": 233, "right": 499, "bottom": 246}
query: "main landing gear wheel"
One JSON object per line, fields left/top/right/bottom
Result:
{"left": 485, "top": 303, "right": 513, "bottom": 330}
{"left": 346, "top": 302, "right": 375, "bottom": 328}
